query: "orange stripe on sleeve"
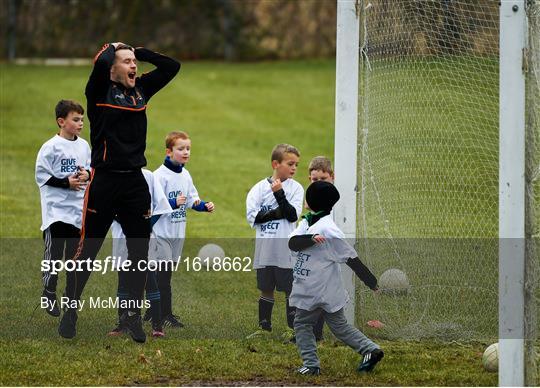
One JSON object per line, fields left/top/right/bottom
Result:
{"left": 93, "top": 44, "right": 110, "bottom": 64}
{"left": 96, "top": 103, "right": 147, "bottom": 112}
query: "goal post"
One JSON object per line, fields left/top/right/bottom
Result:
{"left": 499, "top": 1, "right": 526, "bottom": 386}
{"left": 334, "top": 0, "right": 360, "bottom": 324}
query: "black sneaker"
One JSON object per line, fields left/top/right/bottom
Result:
{"left": 120, "top": 311, "right": 146, "bottom": 343}
{"left": 297, "top": 366, "right": 321, "bottom": 376}
{"left": 162, "top": 314, "right": 184, "bottom": 328}
{"left": 58, "top": 308, "right": 78, "bottom": 339}
{"left": 41, "top": 289, "right": 60, "bottom": 317}
{"left": 358, "top": 349, "right": 384, "bottom": 372}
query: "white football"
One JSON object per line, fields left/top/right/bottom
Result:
{"left": 482, "top": 343, "right": 498, "bottom": 372}
{"left": 197, "top": 243, "right": 225, "bottom": 269}
{"left": 379, "top": 268, "right": 410, "bottom": 294}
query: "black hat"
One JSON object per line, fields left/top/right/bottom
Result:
{"left": 306, "top": 181, "right": 340, "bottom": 212}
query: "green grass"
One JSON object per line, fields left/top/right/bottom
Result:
{"left": 0, "top": 61, "right": 499, "bottom": 385}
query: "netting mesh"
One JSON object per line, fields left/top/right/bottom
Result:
{"left": 356, "top": 1, "right": 539, "bottom": 378}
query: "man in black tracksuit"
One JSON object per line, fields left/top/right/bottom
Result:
{"left": 59, "top": 42, "right": 180, "bottom": 343}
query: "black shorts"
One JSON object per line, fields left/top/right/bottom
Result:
{"left": 256, "top": 266, "right": 293, "bottom": 294}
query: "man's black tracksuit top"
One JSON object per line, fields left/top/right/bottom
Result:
{"left": 85, "top": 44, "right": 180, "bottom": 170}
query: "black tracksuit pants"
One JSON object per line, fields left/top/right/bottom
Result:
{"left": 65, "top": 169, "right": 151, "bottom": 313}
{"left": 42, "top": 221, "right": 81, "bottom": 293}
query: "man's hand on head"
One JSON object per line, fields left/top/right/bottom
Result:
{"left": 111, "top": 42, "right": 134, "bottom": 51}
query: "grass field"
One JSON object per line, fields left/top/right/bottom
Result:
{"left": 0, "top": 61, "right": 499, "bottom": 385}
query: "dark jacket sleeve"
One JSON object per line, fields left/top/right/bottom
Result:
{"left": 346, "top": 257, "right": 378, "bottom": 290}
{"left": 254, "top": 207, "right": 283, "bottom": 224}
{"left": 273, "top": 189, "right": 298, "bottom": 222}
{"left": 135, "top": 48, "right": 181, "bottom": 101}
{"left": 85, "top": 43, "right": 116, "bottom": 104}
{"left": 45, "top": 176, "right": 70, "bottom": 189}
{"left": 288, "top": 234, "right": 317, "bottom": 251}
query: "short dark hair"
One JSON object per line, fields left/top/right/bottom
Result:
{"left": 308, "top": 156, "right": 333, "bottom": 175}
{"left": 271, "top": 143, "right": 300, "bottom": 163}
{"left": 115, "top": 43, "right": 134, "bottom": 52}
{"left": 55, "top": 100, "right": 84, "bottom": 122}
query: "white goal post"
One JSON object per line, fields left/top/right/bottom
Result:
{"left": 499, "top": 2, "right": 526, "bottom": 386}
{"left": 334, "top": 0, "right": 360, "bottom": 324}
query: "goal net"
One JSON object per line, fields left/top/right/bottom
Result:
{"left": 356, "top": 0, "right": 538, "bottom": 381}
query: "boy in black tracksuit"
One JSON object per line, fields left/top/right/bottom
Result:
{"left": 59, "top": 42, "right": 180, "bottom": 343}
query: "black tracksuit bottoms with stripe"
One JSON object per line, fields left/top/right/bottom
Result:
{"left": 42, "top": 222, "right": 81, "bottom": 293}
{"left": 65, "top": 169, "right": 151, "bottom": 313}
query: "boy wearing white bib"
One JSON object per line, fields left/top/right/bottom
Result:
{"left": 246, "top": 144, "right": 304, "bottom": 339}
{"left": 152, "top": 131, "right": 215, "bottom": 328}
{"left": 289, "top": 181, "right": 383, "bottom": 375}
{"left": 35, "top": 100, "right": 91, "bottom": 317}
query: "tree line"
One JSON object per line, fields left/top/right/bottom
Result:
{"left": 2, "top": 0, "right": 338, "bottom": 60}
{"left": 2, "top": 0, "right": 499, "bottom": 61}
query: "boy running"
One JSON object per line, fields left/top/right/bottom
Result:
{"left": 289, "top": 181, "right": 383, "bottom": 375}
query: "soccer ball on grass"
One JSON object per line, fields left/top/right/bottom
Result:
{"left": 482, "top": 343, "right": 498, "bottom": 372}
{"left": 379, "top": 268, "right": 410, "bottom": 295}
{"left": 197, "top": 243, "right": 225, "bottom": 269}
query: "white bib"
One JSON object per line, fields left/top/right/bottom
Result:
{"left": 35, "top": 135, "right": 91, "bottom": 230}
{"left": 289, "top": 216, "right": 358, "bottom": 312}
{"left": 246, "top": 177, "right": 304, "bottom": 269}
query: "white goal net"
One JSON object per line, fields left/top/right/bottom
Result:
{"left": 355, "top": 0, "right": 538, "bottom": 382}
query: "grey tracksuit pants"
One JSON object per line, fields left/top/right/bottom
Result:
{"left": 294, "top": 307, "right": 379, "bottom": 368}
